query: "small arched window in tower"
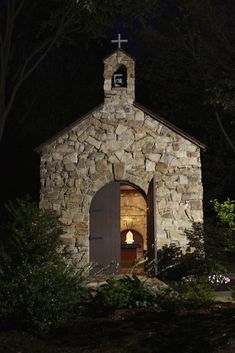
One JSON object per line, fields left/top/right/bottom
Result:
{"left": 112, "top": 65, "right": 127, "bottom": 88}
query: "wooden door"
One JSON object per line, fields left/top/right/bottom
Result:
{"left": 147, "top": 176, "right": 157, "bottom": 275}
{"left": 89, "top": 182, "right": 120, "bottom": 274}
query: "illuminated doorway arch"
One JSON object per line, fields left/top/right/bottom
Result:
{"left": 89, "top": 179, "right": 156, "bottom": 274}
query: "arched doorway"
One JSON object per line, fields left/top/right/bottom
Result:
{"left": 89, "top": 179, "right": 156, "bottom": 274}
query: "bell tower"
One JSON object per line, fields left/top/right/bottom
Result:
{"left": 103, "top": 35, "right": 135, "bottom": 107}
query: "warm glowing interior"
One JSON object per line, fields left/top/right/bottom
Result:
{"left": 120, "top": 184, "right": 147, "bottom": 272}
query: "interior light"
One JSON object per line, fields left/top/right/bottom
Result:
{"left": 125, "top": 230, "right": 134, "bottom": 244}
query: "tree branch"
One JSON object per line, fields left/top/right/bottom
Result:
{"left": 3, "top": 2, "right": 74, "bottom": 125}
{"left": 0, "top": 1, "right": 85, "bottom": 142}
{"left": 215, "top": 110, "right": 235, "bottom": 155}
{"left": 1, "top": 0, "right": 24, "bottom": 95}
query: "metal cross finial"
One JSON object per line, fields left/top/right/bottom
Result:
{"left": 111, "top": 33, "right": 128, "bottom": 49}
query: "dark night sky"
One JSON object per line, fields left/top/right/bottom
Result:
{"left": 0, "top": 0, "right": 234, "bottom": 222}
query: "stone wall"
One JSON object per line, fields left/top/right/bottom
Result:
{"left": 38, "top": 49, "right": 203, "bottom": 266}
{"left": 39, "top": 105, "right": 203, "bottom": 265}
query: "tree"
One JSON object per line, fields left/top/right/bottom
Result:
{"left": 137, "top": 0, "right": 235, "bottom": 149}
{"left": 211, "top": 199, "right": 235, "bottom": 231}
{"left": 0, "top": 0, "right": 94, "bottom": 143}
{"left": 170, "top": 0, "right": 235, "bottom": 154}
{"left": 132, "top": 0, "right": 235, "bottom": 205}
{"left": 0, "top": 0, "right": 160, "bottom": 143}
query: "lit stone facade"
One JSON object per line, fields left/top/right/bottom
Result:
{"left": 37, "top": 49, "right": 205, "bottom": 266}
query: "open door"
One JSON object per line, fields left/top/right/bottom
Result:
{"left": 89, "top": 182, "right": 120, "bottom": 274}
{"left": 147, "top": 176, "right": 157, "bottom": 275}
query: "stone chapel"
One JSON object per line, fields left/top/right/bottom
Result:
{"left": 36, "top": 45, "right": 205, "bottom": 273}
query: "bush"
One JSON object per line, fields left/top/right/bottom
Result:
{"left": 157, "top": 243, "right": 206, "bottom": 281}
{"left": 0, "top": 198, "right": 87, "bottom": 330}
{"left": 157, "top": 244, "right": 183, "bottom": 280}
{"left": 211, "top": 199, "right": 235, "bottom": 230}
{"left": 0, "top": 198, "right": 63, "bottom": 270}
{"left": 89, "top": 275, "right": 158, "bottom": 314}
{"left": 90, "top": 277, "right": 130, "bottom": 314}
{"left": 157, "top": 221, "right": 231, "bottom": 281}
{"left": 211, "top": 199, "right": 235, "bottom": 255}
{"left": 154, "top": 287, "right": 182, "bottom": 311}
{"left": 121, "top": 275, "right": 158, "bottom": 308}
{"left": 173, "top": 281, "right": 215, "bottom": 305}
{"left": 0, "top": 261, "right": 87, "bottom": 330}
{"left": 154, "top": 280, "right": 215, "bottom": 309}
{"left": 88, "top": 274, "right": 216, "bottom": 315}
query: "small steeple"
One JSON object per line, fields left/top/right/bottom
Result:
{"left": 103, "top": 44, "right": 135, "bottom": 106}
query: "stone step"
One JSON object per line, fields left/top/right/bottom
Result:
{"left": 214, "top": 290, "right": 235, "bottom": 303}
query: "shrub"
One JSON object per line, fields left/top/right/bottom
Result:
{"left": 121, "top": 275, "right": 157, "bottom": 308}
{"left": 0, "top": 198, "right": 87, "bottom": 330}
{"left": 157, "top": 244, "right": 183, "bottom": 280}
{"left": 157, "top": 242, "right": 206, "bottom": 281}
{"left": 211, "top": 199, "right": 235, "bottom": 230}
{"left": 89, "top": 275, "right": 158, "bottom": 314}
{"left": 90, "top": 277, "right": 130, "bottom": 314}
{"left": 0, "top": 261, "right": 87, "bottom": 330}
{"left": 154, "top": 287, "right": 181, "bottom": 311}
{"left": 0, "top": 198, "right": 63, "bottom": 271}
{"left": 211, "top": 199, "right": 235, "bottom": 255}
{"left": 174, "top": 282, "right": 215, "bottom": 305}
{"left": 88, "top": 274, "right": 216, "bottom": 315}
{"left": 154, "top": 280, "right": 215, "bottom": 310}
{"left": 157, "top": 221, "right": 231, "bottom": 281}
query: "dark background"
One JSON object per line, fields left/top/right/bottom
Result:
{"left": 0, "top": 0, "right": 234, "bottom": 222}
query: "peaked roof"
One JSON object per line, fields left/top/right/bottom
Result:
{"left": 133, "top": 102, "right": 206, "bottom": 150}
{"left": 103, "top": 48, "right": 136, "bottom": 62}
{"left": 35, "top": 104, "right": 103, "bottom": 153}
{"left": 35, "top": 102, "right": 206, "bottom": 153}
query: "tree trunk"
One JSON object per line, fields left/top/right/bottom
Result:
{"left": 0, "top": 94, "right": 6, "bottom": 143}
{"left": 215, "top": 111, "right": 235, "bottom": 155}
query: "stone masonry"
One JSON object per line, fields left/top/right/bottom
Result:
{"left": 37, "top": 49, "right": 205, "bottom": 267}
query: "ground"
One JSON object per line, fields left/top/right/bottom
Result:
{"left": 1, "top": 303, "right": 235, "bottom": 353}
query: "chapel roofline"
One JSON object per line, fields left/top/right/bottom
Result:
{"left": 133, "top": 102, "right": 206, "bottom": 150}
{"left": 35, "top": 103, "right": 104, "bottom": 153}
{"left": 103, "top": 48, "right": 136, "bottom": 62}
{"left": 35, "top": 101, "right": 206, "bottom": 153}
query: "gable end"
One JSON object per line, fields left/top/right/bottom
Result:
{"left": 134, "top": 102, "right": 206, "bottom": 150}
{"left": 35, "top": 104, "right": 103, "bottom": 153}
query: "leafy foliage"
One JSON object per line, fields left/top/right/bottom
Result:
{"left": 0, "top": 198, "right": 62, "bottom": 270}
{"left": 0, "top": 198, "right": 87, "bottom": 330}
{"left": 89, "top": 275, "right": 157, "bottom": 314}
{"left": 157, "top": 223, "right": 206, "bottom": 281}
{"left": 174, "top": 282, "right": 215, "bottom": 305}
{"left": 157, "top": 244, "right": 186, "bottom": 280}
{"left": 88, "top": 274, "right": 216, "bottom": 315}
{"left": 211, "top": 199, "right": 235, "bottom": 230}
{"left": 157, "top": 220, "right": 232, "bottom": 281}
{"left": 0, "top": 261, "right": 86, "bottom": 330}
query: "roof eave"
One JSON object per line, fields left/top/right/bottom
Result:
{"left": 35, "top": 103, "right": 103, "bottom": 154}
{"left": 35, "top": 101, "right": 206, "bottom": 154}
{"left": 133, "top": 102, "right": 206, "bottom": 150}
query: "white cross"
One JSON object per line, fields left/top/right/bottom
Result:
{"left": 111, "top": 33, "right": 128, "bottom": 49}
